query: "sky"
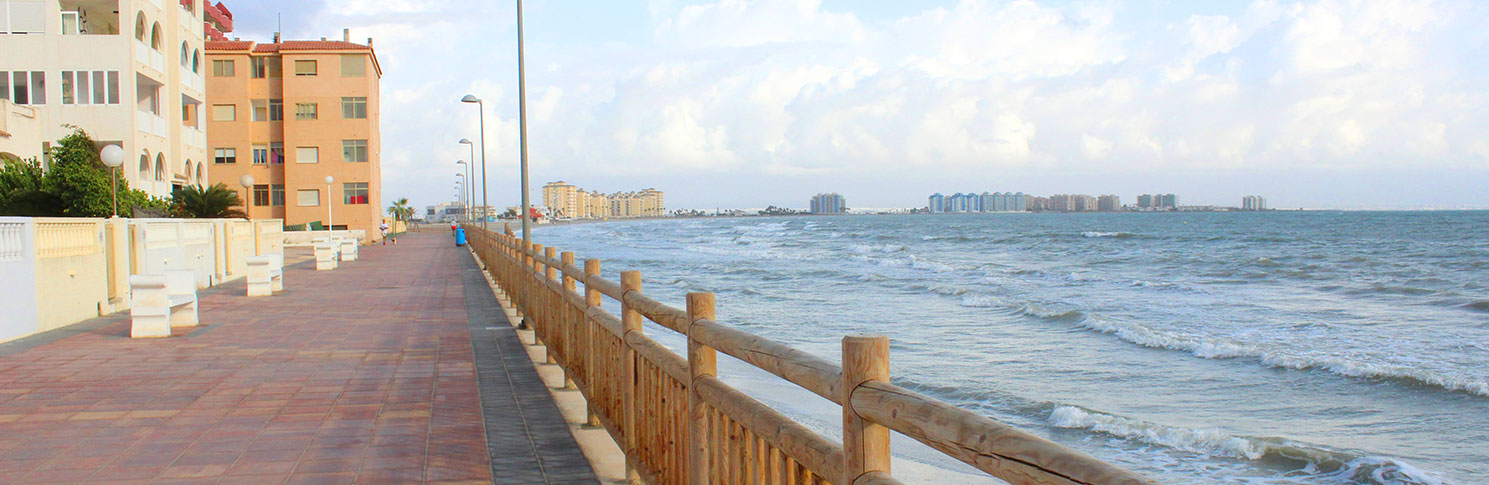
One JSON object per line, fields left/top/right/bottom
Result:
{"left": 231, "top": 0, "right": 1489, "bottom": 211}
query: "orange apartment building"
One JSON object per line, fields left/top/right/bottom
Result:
{"left": 204, "top": 32, "right": 382, "bottom": 236}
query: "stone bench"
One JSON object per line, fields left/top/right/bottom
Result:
{"left": 246, "top": 253, "right": 284, "bottom": 296}
{"left": 314, "top": 241, "right": 339, "bottom": 270}
{"left": 129, "top": 269, "right": 198, "bottom": 338}
{"left": 339, "top": 238, "right": 358, "bottom": 262}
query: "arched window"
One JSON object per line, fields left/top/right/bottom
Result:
{"left": 196, "top": 163, "right": 205, "bottom": 187}
{"left": 192, "top": 50, "right": 201, "bottom": 73}
{"left": 135, "top": 13, "right": 146, "bottom": 41}
{"left": 138, "top": 152, "right": 151, "bottom": 179}
{"left": 151, "top": 23, "right": 163, "bottom": 51}
{"left": 181, "top": 42, "right": 190, "bottom": 67}
{"left": 154, "top": 154, "right": 165, "bottom": 181}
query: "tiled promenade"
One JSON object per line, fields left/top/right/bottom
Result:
{"left": 0, "top": 233, "right": 597, "bottom": 484}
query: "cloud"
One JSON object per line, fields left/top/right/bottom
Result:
{"left": 275, "top": 0, "right": 1487, "bottom": 208}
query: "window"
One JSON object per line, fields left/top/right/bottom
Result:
{"left": 271, "top": 184, "right": 285, "bottom": 206}
{"left": 342, "top": 140, "right": 368, "bottom": 162}
{"left": 251, "top": 100, "right": 265, "bottom": 121}
{"left": 343, "top": 182, "right": 369, "bottom": 205}
{"left": 213, "top": 148, "right": 236, "bottom": 164}
{"left": 341, "top": 97, "right": 367, "bottom": 119}
{"left": 249, "top": 57, "right": 280, "bottom": 78}
{"left": 211, "top": 104, "right": 235, "bottom": 121}
{"left": 268, "top": 99, "right": 283, "bottom": 121}
{"left": 212, "top": 59, "right": 234, "bottom": 77}
{"left": 252, "top": 185, "right": 270, "bottom": 206}
{"left": 294, "top": 60, "right": 317, "bottom": 76}
{"left": 295, "top": 103, "right": 317, "bottom": 120}
{"left": 5, "top": 71, "right": 45, "bottom": 105}
{"left": 252, "top": 145, "right": 268, "bottom": 164}
{"left": 341, "top": 55, "right": 366, "bottom": 77}
{"left": 60, "top": 70, "right": 120, "bottom": 105}
{"left": 270, "top": 142, "right": 284, "bottom": 164}
{"left": 296, "top": 189, "right": 320, "bottom": 207}
{"left": 295, "top": 146, "right": 318, "bottom": 164}
{"left": 1, "top": 1, "right": 45, "bottom": 34}
{"left": 252, "top": 99, "right": 283, "bottom": 121}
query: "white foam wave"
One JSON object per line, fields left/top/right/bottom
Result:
{"left": 1082, "top": 231, "right": 1129, "bottom": 238}
{"left": 850, "top": 244, "right": 906, "bottom": 254}
{"left": 959, "top": 295, "right": 1005, "bottom": 308}
{"left": 1074, "top": 318, "right": 1489, "bottom": 397}
{"left": 1049, "top": 406, "right": 1445, "bottom": 484}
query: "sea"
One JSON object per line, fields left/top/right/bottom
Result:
{"left": 526, "top": 211, "right": 1488, "bottom": 484}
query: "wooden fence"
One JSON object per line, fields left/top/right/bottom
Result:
{"left": 465, "top": 224, "right": 1152, "bottom": 485}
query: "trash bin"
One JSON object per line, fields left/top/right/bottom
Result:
{"left": 455, "top": 227, "right": 467, "bottom": 246}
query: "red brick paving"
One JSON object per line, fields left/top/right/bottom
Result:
{"left": 0, "top": 233, "right": 493, "bottom": 483}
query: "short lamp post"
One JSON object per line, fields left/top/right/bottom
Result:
{"left": 458, "top": 97, "right": 488, "bottom": 231}
{"left": 238, "top": 174, "right": 255, "bottom": 220}
{"left": 456, "top": 160, "right": 472, "bottom": 223}
{"left": 455, "top": 172, "right": 467, "bottom": 223}
{"left": 99, "top": 145, "right": 124, "bottom": 218}
{"left": 324, "top": 175, "right": 334, "bottom": 231}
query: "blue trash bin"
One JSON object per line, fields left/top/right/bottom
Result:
{"left": 455, "top": 227, "right": 467, "bottom": 246}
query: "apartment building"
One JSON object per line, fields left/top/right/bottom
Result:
{"left": 0, "top": 0, "right": 213, "bottom": 198}
{"left": 809, "top": 193, "right": 845, "bottom": 214}
{"left": 205, "top": 31, "right": 383, "bottom": 236}
{"left": 542, "top": 181, "right": 662, "bottom": 219}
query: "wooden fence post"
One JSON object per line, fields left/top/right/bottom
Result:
{"left": 842, "top": 335, "right": 891, "bottom": 484}
{"left": 544, "top": 246, "right": 559, "bottom": 365}
{"left": 559, "top": 251, "right": 577, "bottom": 390}
{"left": 687, "top": 292, "right": 717, "bottom": 484}
{"left": 583, "top": 258, "right": 602, "bottom": 428}
{"left": 620, "top": 270, "right": 643, "bottom": 484}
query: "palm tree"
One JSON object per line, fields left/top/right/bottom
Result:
{"left": 387, "top": 197, "right": 411, "bottom": 222}
{"left": 172, "top": 183, "right": 247, "bottom": 218}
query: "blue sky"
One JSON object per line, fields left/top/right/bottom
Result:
{"left": 232, "top": 0, "right": 1488, "bottom": 210}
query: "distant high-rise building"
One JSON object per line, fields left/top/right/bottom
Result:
{"left": 1074, "top": 195, "right": 1098, "bottom": 212}
{"left": 1159, "top": 193, "right": 1178, "bottom": 208}
{"left": 928, "top": 193, "right": 945, "bottom": 213}
{"left": 1242, "top": 195, "right": 1267, "bottom": 211}
{"left": 810, "top": 193, "right": 846, "bottom": 214}
{"left": 1137, "top": 194, "right": 1154, "bottom": 208}
{"left": 1097, "top": 194, "right": 1121, "bottom": 212}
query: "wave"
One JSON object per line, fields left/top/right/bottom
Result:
{"left": 1082, "top": 231, "right": 1136, "bottom": 238}
{"left": 850, "top": 244, "right": 906, "bottom": 254}
{"left": 1459, "top": 300, "right": 1489, "bottom": 313}
{"left": 1048, "top": 406, "right": 1443, "bottom": 485}
{"left": 1073, "top": 317, "right": 1489, "bottom": 397}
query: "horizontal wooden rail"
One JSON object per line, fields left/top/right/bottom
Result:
{"left": 465, "top": 224, "right": 1152, "bottom": 485}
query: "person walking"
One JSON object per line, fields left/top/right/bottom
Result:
{"left": 380, "top": 221, "right": 393, "bottom": 245}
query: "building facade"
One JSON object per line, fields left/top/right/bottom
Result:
{"left": 1242, "top": 195, "right": 1267, "bottom": 211}
{"left": 0, "top": 0, "right": 213, "bottom": 198}
{"left": 542, "top": 181, "right": 662, "bottom": 219}
{"left": 809, "top": 193, "right": 845, "bottom": 214}
{"left": 205, "top": 33, "right": 383, "bottom": 235}
{"left": 1097, "top": 194, "right": 1121, "bottom": 212}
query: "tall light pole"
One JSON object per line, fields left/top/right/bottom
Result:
{"left": 238, "top": 174, "right": 255, "bottom": 220}
{"left": 514, "top": 0, "right": 532, "bottom": 248}
{"left": 456, "top": 160, "right": 472, "bottom": 223}
{"left": 455, "top": 172, "right": 467, "bottom": 222}
{"left": 459, "top": 137, "right": 477, "bottom": 220}
{"left": 99, "top": 145, "right": 125, "bottom": 217}
{"left": 324, "top": 175, "right": 334, "bottom": 230}
{"left": 459, "top": 97, "right": 488, "bottom": 230}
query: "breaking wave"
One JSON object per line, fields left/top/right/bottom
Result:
{"left": 1048, "top": 406, "right": 1443, "bottom": 484}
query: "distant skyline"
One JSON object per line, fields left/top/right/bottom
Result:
{"left": 237, "top": 0, "right": 1488, "bottom": 211}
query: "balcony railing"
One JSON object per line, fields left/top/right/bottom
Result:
{"left": 179, "top": 68, "right": 203, "bottom": 93}
{"left": 148, "top": 50, "right": 165, "bottom": 73}
{"left": 137, "top": 112, "right": 168, "bottom": 137}
{"left": 134, "top": 41, "right": 150, "bottom": 65}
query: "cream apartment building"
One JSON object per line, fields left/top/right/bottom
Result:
{"left": 204, "top": 32, "right": 383, "bottom": 236}
{"left": 543, "top": 181, "right": 663, "bottom": 219}
{"left": 0, "top": 0, "right": 212, "bottom": 198}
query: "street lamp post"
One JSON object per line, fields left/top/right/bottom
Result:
{"left": 515, "top": 0, "right": 532, "bottom": 248}
{"left": 459, "top": 98, "right": 488, "bottom": 231}
{"left": 324, "top": 175, "right": 334, "bottom": 231}
{"left": 456, "top": 159, "right": 472, "bottom": 223}
{"left": 100, "top": 145, "right": 124, "bottom": 217}
{"left": 238, "top": 174, "right": 255, "bottom": 220}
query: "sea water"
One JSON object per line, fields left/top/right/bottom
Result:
{"left": 530, "top": 211, "right": 1488, "bottom": 484}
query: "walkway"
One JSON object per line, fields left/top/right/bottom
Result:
{"left": 0, "top": 233, "right": 597, "bottom": 484}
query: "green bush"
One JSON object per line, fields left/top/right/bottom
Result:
{"left": 0, "top": 128, "right": 170, "bottom": 217}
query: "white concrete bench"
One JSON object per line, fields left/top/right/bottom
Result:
{"left": 129, "top": 269, "right": 199, "bottom": 338}
{"left": 246, "top": 253, "right": 284, "bottom": 296}
{"left": 339, "top": 238, "right": 358, "bottom": 261}
{"left": 314, "top": 241, "right": 339, "bottom": 270}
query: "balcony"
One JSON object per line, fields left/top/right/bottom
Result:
{"left": 149, "top": 50, "right": 164, "bottom": 73}
{"left": 180, "top": 67, "right": 203, "bottom": 93}
{"left": 183, "top": 126, "right": 205, "bottom": 149}
{"left": 136, "top": 111, "right": 167, "bottom": 137}
{"left": 204, "top": 3, "right": 233, "bottom": 32}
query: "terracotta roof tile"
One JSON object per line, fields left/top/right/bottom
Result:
{"left": 206, "top": 40, "right": 372, "bottom": 53}
{"left": 205, "top": 40, "right": 252, "bottom": 51}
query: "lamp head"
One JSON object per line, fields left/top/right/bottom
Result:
{"left": 324, "top": 175, "right": 334, "bottom": 184}
{"left": 460, "top": 95, "right": 481, "bottom": 103}
{"left": 458, "top": 138, "right": 473, "bottom": 145}
{"left": 239, "top": 174, "right": 254, "bottom": 188}
{"left": 100, "top": 144, "right": 125, "bottom": 168}
{"left": 456, "top": 160, "right": 466, "bottom": 165}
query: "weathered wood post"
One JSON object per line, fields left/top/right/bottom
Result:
{"left": 544, "top": 246, "right": 559, "bottom": 365}
{"left": 620, "top": 270, "right": 643, "bottom": 484}
{"left": 687, "top": 292, "right": 717, "bottom": 484}
{"left": 842, "top": 335, "right": 891, "bottom": 484}
{"left": 583, "top": 258, "right": 603, "bottom": 428}
{"left": 559, "top": 251, "right": 578, "bottom": 390}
